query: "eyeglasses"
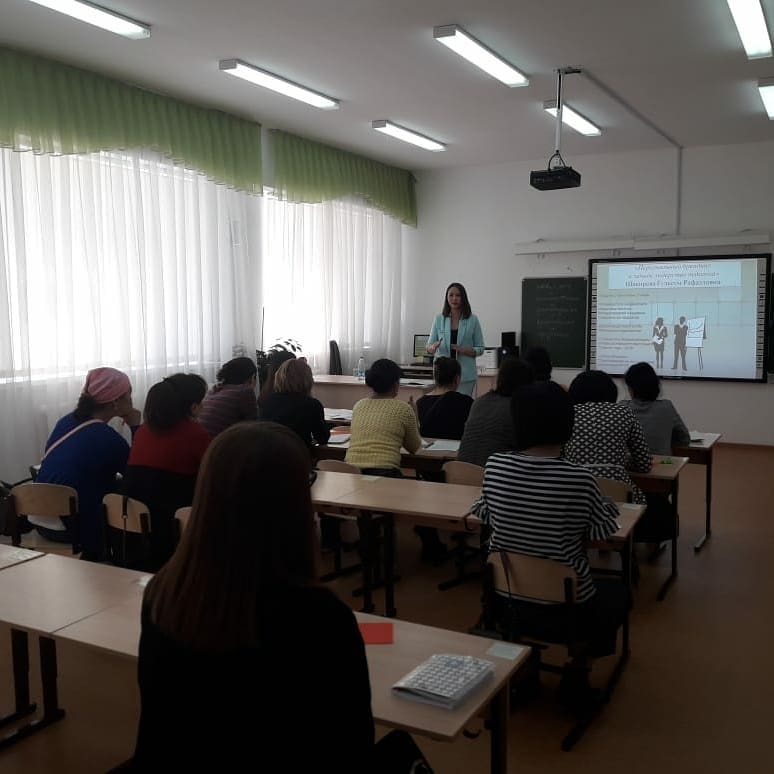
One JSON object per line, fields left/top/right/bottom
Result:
{"left": 309, "top": 470, "right": 318, "bottom": 487}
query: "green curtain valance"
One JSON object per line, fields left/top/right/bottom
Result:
{"left": 0, "top": 47, "right": 261, "bottom": 193}
{"left": 272, "top": 130, "right": 416, "bottom": 226}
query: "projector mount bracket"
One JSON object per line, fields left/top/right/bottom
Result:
{"left": 548, "top": 67, "right": 582, "bottom": 170}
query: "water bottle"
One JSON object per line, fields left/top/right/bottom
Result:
{"left": 357, "top": 355, "right": 366, "bottom": 381}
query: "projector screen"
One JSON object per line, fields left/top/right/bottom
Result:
{"left": 588, "top": 254, "right": 771, "bottom": 382}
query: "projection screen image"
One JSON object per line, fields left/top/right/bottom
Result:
{"left": 588, "top": 255, "right": 770, "bottom": 382}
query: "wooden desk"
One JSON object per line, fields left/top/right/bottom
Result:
{"left": 674, "top": 432, "right": 722, "bottom": 552}
{"left": 0, "top": 545, "right": 46, "bottom": 746}
{"left": 0, "top": 554, "right": 147, "bottom": 750}
{"left": 54, "top": 589, "right": 527, "bottom": 774}
{"left": 312, "top": 472, "right": 480, "bottom": 617}
{"left": 312, "top": 375, "right": 432, "bottom": 410}
{"left": 0, "top": 544, "right": 43, "bottom": 570}
{"left": 631, "top": 455, "right": 689, "bottom": 601}
{"left": 315, "top": 439, "right": 458, "bottom": 475}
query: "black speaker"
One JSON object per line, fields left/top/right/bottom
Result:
{"left": 501, "top": 331, "right": 517, "bottom": 349}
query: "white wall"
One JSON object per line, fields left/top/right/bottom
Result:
{"left": 403, "top": 140, "right": 774, "bottom": 445}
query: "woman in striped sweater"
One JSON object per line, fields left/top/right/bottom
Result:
{"left": 472, "top": 381, "right": 629, "bottom": 706}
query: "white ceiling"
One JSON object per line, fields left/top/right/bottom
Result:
{"left": 3, "top": 0, "right": 774, "bottom": 172}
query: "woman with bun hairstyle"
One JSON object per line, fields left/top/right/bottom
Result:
{"left": 196, "top": 356, "right": 258, "bottom": 437}
{"left": 122, "top": 373, "right": 211, "bottom": 568}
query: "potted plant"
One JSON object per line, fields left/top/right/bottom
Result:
{"left": 255, "top": 338, "right": 303, "bottom": 390}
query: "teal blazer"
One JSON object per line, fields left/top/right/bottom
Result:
{"left": 428, "top": 313, "right": 485, "bottom": 384}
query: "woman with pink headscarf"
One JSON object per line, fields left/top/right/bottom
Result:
{"left": 37, "top": 367, "right": 141, "bottom": 560}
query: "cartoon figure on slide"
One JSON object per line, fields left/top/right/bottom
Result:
{"left": 651, "top": 317, "right": 667, "bottom": 368}
{"left": 672, "top": 316, "right": 688, "bottom": 371}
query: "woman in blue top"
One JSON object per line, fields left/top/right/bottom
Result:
{"left": 426, "top": 282, "right": 485, "bottom": 396}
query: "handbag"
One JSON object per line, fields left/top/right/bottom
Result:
{"left": 652, "top": 335, "right": 663, "bottom": 345}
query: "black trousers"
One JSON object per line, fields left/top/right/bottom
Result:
{"left": 491, "top": 578, "right": 631, "bottom": 658}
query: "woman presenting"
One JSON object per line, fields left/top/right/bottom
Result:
{"left": 426, "top": 282, "right": 484, "bottom": 396}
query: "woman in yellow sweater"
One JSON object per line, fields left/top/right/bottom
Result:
{"left": 345, "top": 359, "right": 447, "bottom": 563}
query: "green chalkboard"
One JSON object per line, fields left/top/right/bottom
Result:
{"left": 521, "top": 277, "right": 587, "bottom": 368}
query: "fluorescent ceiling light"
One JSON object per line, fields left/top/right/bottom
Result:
{"left": 726, "top": 0, "right": 772, "bottom": 59}
{"left": 758, "top": 77, "right": 774, "bottom": 117}
{"left": 371, "top": 120, "right": 445, "bottom": 152}
{"left": 543, "top": 100, "right": 602, "bottom": 136}
{"left": 433, "top": 24, "right": 528, "bottom": 87}
{"left": 219, "top": 59, "right": 338, "bottom": 110}
{"left": 27, "top": 0, "right": 150, "bottom": 39}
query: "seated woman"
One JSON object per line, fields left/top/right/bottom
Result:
{"left": 122, "top": 373, "right": 211, "bottom": 569}
{"left": 257, "top": 348, "right": 297, "bottom": 412}
{"left": 416, "top": 357, "right": 473, "bottom": 440}
{"left": 472, "top": 381, "right": 627, "bottom": 704}
{"left": 564, "top": 370, "right": 652, "bottom": 504}
{"left": 259, "top": 359, "right": 330, "bottom": 448}
{"left": 196, "top": 357, "right": 257, "bottom": 437}
{"left": 458, "top": 357, "right": 533, "bottom": 467}
{"left": 131, "top": 422, "right": 374, "bottom": 771}
{"left": 623, "top": 362, "right": 690, "bottom": 454}
{"left": 623, "top": 362, "right": 690, "bottom": 541}
{"left": 36, "top": 367, "right": 140, "bottom": 560}
{"left": 523, "top": 345, "right": 553, "bottom": 382}
{"left": 345, "top": 359, "right": 445, "bottom": 563}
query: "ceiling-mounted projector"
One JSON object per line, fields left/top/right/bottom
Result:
{"left": 531, "top": 67, "right": 582, "bottom": 191}
{"left": 530, "top": 166, "right": 581, "bottom": 190}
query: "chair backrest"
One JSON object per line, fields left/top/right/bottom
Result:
{"left": 10, "top": 482, "right": 79, "bottom": 550}
{"left": 329, "top": 340, "right": 343, "bottom": 375}
{"left": 103, "top": 494, "right": 151, "bottom": 534}
{"left": 488, "top": 550, "right": 577, "bottom": 604}
{"left": 317, "top": 459, "right": 360, "bottom": 474}
{"left": 174, "top": 506, "right": 192, "bottom": 536}
{"left": 442, "top": 460, "right": 484, "bottom": 486}
{"left": 595, "top": 477, "right": 632, "bottom": 503}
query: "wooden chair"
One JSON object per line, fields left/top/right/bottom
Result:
{"left": 102, "top": 494, "right": 152, "bottom": 569}
{"left": 480, "top": 550, "right": 629, "bottom": 751}
{"left": 9, "top": 482, "right": 79, "bottom": 553}
{"left": 174, "top": 506, "right": 192, "bottom": 540}
{"left": 437, "top": 461, "right": 486, "bottom": 591}
{"left": 316, "top": 460, "right": 362, "bottom": 580}
{"left": 595, "top": 477, "right": 633, "bottom": 503}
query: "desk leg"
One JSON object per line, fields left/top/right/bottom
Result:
{"left": 693, "top": 451, "right": 713, "bottom": 553}
{"left": 0, "top": 629, "right": 36, "bottom": 731}
{"left": 382, "top": 515, "right": 397, "bottom": 618}
{"left": 489, "top": 684, "right": 508, "bottom": 774}
{"left": 0, "top": 634, "right": 65, "bottom": 750}
{"left": 657, "top": 479, "right": 679, "bottom": 601}
{"left": 354, "top": 512, "right": 375, "bottom": 613}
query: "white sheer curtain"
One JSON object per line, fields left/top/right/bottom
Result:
{"left": 0, "top": 147, "right": 260, "bottom": 480}
{"left": 261, "top": 196, "right": 402, "bottom": 374}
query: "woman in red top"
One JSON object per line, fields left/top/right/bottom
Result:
{"left": 121, "top": 373, "right": 211, "bottom": 568}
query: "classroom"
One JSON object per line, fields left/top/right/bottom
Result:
{"left": 1, "top": 2, "right": 774, "bottom": 772}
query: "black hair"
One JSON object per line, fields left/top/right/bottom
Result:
{"left": 365, "top": 359, "right": 402, "bottom": 394}
{"left": 433, "top": 356, "right": 460, "bottom": 387}
{"left": 624, "top": 362, "right": 660, "bottom": 402}
{"left": 495, "top": 358, "right": 533, "bottom": 396}
{"left": 144, "top": 373, "right": 208, "bottom": 432}
{"left": 257, "top": 350, "right": 297, "bottom": 407}
{"left": 74, "top": 394, "right": 101, "bottom": 422}
{"left": 441, "top": 282, "right": 472, "bottom": 319}
{"left": 568, "top": 370, "right": 618, "bottom": 405}
{"left": 524, "top": 346, "right": 552, "bottom": 381}
{"left": 216, "top": 357, "right": 257, "bottom": 385}
{"left": 512, "top": 381, "right": 574, "bottom": 450}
